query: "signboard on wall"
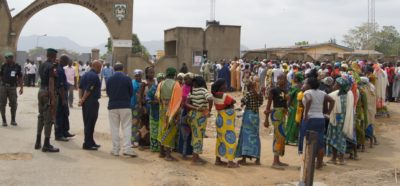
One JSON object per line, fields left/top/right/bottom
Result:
{"left": 113, "top": 40, "right": 132, "bottom": 48}
{"left": 193, "top": 51, "right": 203, "bottom": 67}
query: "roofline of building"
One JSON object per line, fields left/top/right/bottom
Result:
{"left": 244, "top": 42, "right": 354, "bottom": 53}
{"left": 165, "top": 24, "right": 241, "bottom": 33}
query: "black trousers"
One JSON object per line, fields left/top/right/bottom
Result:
{"left": 55, "top": 96, "right": 70, "bottom": 138}
{"left": 27, "top": 74, "right": 36, "bottom": 87}
{"left": 82, "top": 98, "right": 99, "bottom": 147}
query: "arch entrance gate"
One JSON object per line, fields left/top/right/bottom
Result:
{"left": 0, "top": 0, "right": 133, "bottom": 67}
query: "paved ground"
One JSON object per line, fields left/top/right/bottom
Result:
{"left": 0, "top": 87, "right": 399, "bottom": 186}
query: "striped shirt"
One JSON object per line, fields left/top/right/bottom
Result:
{"left": 188, "top": 87, "right": 212, "bottom": 109}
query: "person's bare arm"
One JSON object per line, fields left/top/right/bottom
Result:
{"left": 264, "top": 91, "right": 273, "bottom": 128}
{"left": 304, "top": 94, "right": 312, "bottom": 121}
{"left": 17, "top": 74, "right": 23, "bottom": 95}
{"left": 324, "top": 94, "right": 335, "bottom": 116}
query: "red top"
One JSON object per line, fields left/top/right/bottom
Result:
{"left": 213, "top": 92, "right": 235, "bottom": 110}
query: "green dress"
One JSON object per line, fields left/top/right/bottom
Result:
{"left": 286, "top": 85, "right": 300, "bottom": 145}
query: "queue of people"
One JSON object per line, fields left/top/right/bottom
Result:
{"left": 0, "top": 49, "right": 392, "bottom": 171}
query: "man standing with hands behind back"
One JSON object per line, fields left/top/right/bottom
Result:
{"left": 79, "top": 60, "right": 102, "bottom": 150}
{"left": 0, "top": 52, "right": 23, "bottom": 127}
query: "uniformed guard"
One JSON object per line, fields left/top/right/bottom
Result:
{"left": 0, "top": 52, "right": 23, "bottom": 127}
{"left": 55, "top": 55, "right": 75, "bottom": 142}
{"left": 79, "top": 60, "right": 102, "bottom": 150}
{"left": 34, "top": 48, "right": 60, "bottom": 153}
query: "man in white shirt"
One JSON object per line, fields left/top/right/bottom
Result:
{"left": 272, "top": 63, "right": 284, "bottom": 86}
{"left": 26, "top": 61, "right": 37, "bottom": 87}
{"left": 64, "top": 60, "right": 77, "bottom": 107}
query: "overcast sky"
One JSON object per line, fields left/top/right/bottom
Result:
{"left": 7, "top": 0, "right": 400, "bottom": 49}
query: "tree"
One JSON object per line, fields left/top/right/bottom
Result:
{"left": 343, "top": 23, "right": 379, "bottom": 50}
{"left": 374, "top": 26, "right": 400, "bottom": 56}
{"left": 295, "top": 41, "right": 309, "bottom": 46}
{"left": 105, "top": 37, "right": 112, "bottom": 53}
{"left": 131, "top": 34, "right": 150, "bottom": 60}
{"left": 105, "top": 34, "right": 150, "bottom": 60}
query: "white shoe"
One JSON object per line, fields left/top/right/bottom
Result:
{"left": 122, "top": 151, "right": 138, "bottom": 158}
{"left": 110, "top": 151, "right": 119, "bottom": 156}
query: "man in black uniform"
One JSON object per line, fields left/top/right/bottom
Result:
{"left": 34, "top": 48, "right": 60, "bottom": 153}
{"left": 79, "top": 60, "right": 102, "bottom": 150}
{"left": 0, "top": 52, "right": 23, "bottom": 126}
{"left": 55, "top": 55, "right": 75, "bottom": 141}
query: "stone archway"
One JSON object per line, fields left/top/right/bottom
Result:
{"left": 0, "top": 0, "right": 133, "bottom": 67}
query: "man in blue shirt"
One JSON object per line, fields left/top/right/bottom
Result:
{"left": 101, "top": 63, "right": 114, "bottom": 90}
{"left": 79, "top": 60, "right": 102, "bottom": 150}
{"left": 55, "top": 55, "right": 75, "bottom": 142}
{"left": 106, "top": 63, "right": 137, "bottom": 157}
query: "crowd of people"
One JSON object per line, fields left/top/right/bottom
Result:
{"left": 1, "top": 49, "right": 396, "bottom": 170}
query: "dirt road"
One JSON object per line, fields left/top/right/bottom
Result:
{"left": 0, "top": 88, "right": 399, "bottom": 186}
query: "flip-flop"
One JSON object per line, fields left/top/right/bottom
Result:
{"left": 271, "top": 164, "right": 285, "bottom": 170}
{"left": 326, "top": 160, "right": 337, "bottom": 165}
{"left": 278, "top": 162, "right": 289, "bottom": 167}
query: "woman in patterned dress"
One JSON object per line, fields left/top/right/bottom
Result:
{"left": 211, "top": 79, "right": 239, "bottom": 168}
{"left": 186, "top": 76, "right": 213, "bottom": 165}
{"left": 236, "top": 81, "right": 263, "bottom": 165}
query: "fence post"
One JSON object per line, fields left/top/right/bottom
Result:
{"left": 300, "top": 130, "right": 318, "bottom": 186}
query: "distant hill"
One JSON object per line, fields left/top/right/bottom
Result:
{"left": 17, "top": 35, "right": 249, "bottom": 55}
{"left": 17, "top": 35, "right": 107, "bottom": 54}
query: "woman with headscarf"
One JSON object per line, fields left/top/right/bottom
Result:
{"left": 212, "top": 79, "right": 239, "bottom": 168}
{"left": 236, "top": 81, "right": 263, "bottom": 165}
{"left": 186, "top": 76, "right": 213, "bottom": 165}
{"left": 177, "top": 73, "right": 194, "bottom": 158}
{"left": 156, "top": 67, "right": 182, "bottom": 161}
{"left": 131, "top": 69, "right": 143, "bottom": 148}
{"left": 373, "top": 63, "right": 389, "bottom": 117}
{"left": 146, "top": 73, "right": 165, "bottom": 152}
{"left": 326, "top": 77, "right": 354, "bottom": 165}
{"left": 392, "top": 62, "right": 400, "bottom": 102}
{"left": 230, "top": 60, "right": 238, "bottom": 91}
{"left": 285, "top": 72, "right": 304, "bottom": 145}
{"left": 217, "top": 62, "right": 231, "bottom": 91}
{"left": 137, "top": 66, "right": 157, "bottom": 149}
{"left": 360, "top": 77, "right": 378, "bottom": 148}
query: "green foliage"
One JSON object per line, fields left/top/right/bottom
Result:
{"left": 343, "top": 23, "right": 379, "bottom": 50}
{"left": 295, "top": 41, "right": 309, "bottom": 46}
{"left": 28, "top": 47, "right": 45, "bottom": 56}
{"left": 105, "top": 34, "right": 150, "bottom": 60}
{"left": 105, "top": 37, "right": 112, "bottom": 53}
{"left": 374, "top": 26, "right": 400, "bottom": 56}
{"left": 131, "top": 33, "right": 150, "bottom": 60}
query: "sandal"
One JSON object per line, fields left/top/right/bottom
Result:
{"left": 326, "top": 159, "right": 337, "bottom": 165}
{"left": 271, "top": 164, "right": 285, "bottom": 170}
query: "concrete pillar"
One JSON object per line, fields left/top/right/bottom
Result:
{"left": 112, "top": 47, "right": 132, "bottom": 73}
{"left": 91, "top": 49, "right": 100, "bottom": 61}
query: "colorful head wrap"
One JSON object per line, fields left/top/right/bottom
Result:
{"left": 294, "top": 72, "right": 304, "bottom": 83}
{"left": 156, "top": 73, "right": 165, "bottom": 79}
{"left": 177, "top": 73, "right": 185, "bottom": 78}
{"left": 166, "top": 67, "right": 177, "bottom": 77}
{"left": 322, "top": 77, "right": 334, "bottom": 86}
{"left": 351, "top": 61, "right": 362, "bottom": 74}
{"left": 360, "top": 77, "right": 369, "bottom": 84}
{"left": 185, "top": 72, "right": 195, "bottom": 79}
{"left": 336, "top": 77, "right": 350, "bottom": 95}
{"left": 133, "top": 69, "right": 143, "bottom": 76}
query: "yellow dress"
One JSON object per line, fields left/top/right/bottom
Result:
{"left": 215, "top": 108, "right": 237, "bottom": 161}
